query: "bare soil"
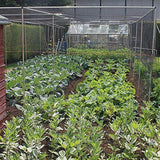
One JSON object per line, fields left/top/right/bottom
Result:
{"left": 64, "top": 69, "right": 88, "bottom": 99}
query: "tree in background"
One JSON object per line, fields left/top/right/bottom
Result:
{"left": 48, "top": 0, "right": 71, "bottom": 6}
{"left": 0, "top": 0, "right": 18, "bottom": 7}
{"left": 0, "top": 0, "right": 71, "bottom": 7}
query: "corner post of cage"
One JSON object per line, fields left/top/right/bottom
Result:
{"left": 152, "top": 7, "right": 156, "bottom": 55}
{"left": 52, "top": 15, "right": 55, "bottom": 55}
{"left": 21, "top": 7, "right": 25, "bottom": 106}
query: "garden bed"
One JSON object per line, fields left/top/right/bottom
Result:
{"left": 0, "top": 50, "right": 160, "bottom": 159}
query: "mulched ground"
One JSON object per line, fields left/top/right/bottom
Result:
{"left": 0, "top": 68, "right": 147, "bottom": 159}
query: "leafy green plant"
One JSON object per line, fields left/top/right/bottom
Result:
{"left": 3, "top": 49, "right": 160, "bottom": 159}
{"left": 6, "top": 54, "right": 90, "bottom": 105}
{"left": 152, "top": 78, "right": 160, "bottom": 106}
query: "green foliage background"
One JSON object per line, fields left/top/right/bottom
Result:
{"left": 4, "top": 23, "right": 47, "bottom": 63}
{"left": 0, "top": 0, "right": 72, "bottom": 7}
{"left": 156, "top": 23, "right": 160, "bottom": 55}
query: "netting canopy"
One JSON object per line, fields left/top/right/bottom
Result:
{"left": 0, "top": 6, "right": 156, "bottom": 54}
{"left": 0, "top": 6, "right": 156, "bottom": 52}
{"left": 0, "top": 6, "right": 155, "bottom": 24}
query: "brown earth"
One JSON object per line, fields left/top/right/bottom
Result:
{"left": 64, "top": 69, "right": 88, "bottom": 99}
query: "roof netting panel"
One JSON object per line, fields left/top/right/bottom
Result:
{"left": 0, "top": 6, "right": 155, "bottom": 26}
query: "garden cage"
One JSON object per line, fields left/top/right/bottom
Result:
{"left": 0, "top": 6, "right": 156, "bottom": 100}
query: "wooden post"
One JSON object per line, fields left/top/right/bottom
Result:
{"left": 22, "top": 7, "right": 25, "bottom": 107}
{"left": 52, "top": 15, "right": 55, "bottom": 55}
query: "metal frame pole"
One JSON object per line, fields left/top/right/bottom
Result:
{"left": 152, "top": 8, "right": 156, "bottom": 55}
{"left": 52, "top": 15, "right": 55, "bottom": 55}
{"left": 47, "top": 24, "right": 50, "bottom": 51}
{"left": 129, "top": 24, "right": 132, "bottom": 68}
{"left": 138, "top": 20, "right": 143, "bottom": 95}
{"left": 135, "top": 23, "right": 138, "bottom": 53}
{"left": 125, "top": 0, "right": 127, "bottom": 17}
{"left": 27, "top": 6, "right": 155, "bottom": 9}
{"left": 149, "top": 7, "right": 156, "bottom": 100}
{"left": 25, "top": 24, "right": 27, "bottom": 60}
{"left": 100, "top": 0, "right": 102, "bottom": 19}
{"left": 140, "top": 20, "right": 143, "bottom": 59}
{"left": 74, "top": 0, "right": 77, "bottom": 18}
{"left": 21, "top": 7, "right": 25, "bottom": 105}
{"left": 152, "top": 0, "right": 155, "bottom": 6}
{"left": 61, "top": 28, "right": 63, "bottom": 41}
{"left": 39, "top": 24, "right": 42, "bottom": 53}
{"left": 69, "top": 22, "right": 71, "bottom": 51}
{"left": 129, "top": 24, "right": 132, "bottom": 50}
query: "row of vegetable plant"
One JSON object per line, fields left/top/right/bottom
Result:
{"left": 0, "top": 50, "right": 160, "bottom": 159}
{"left": 6, "top": 54, "right": 89, "bottom": 106}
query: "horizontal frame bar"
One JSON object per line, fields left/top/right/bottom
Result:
{"left": 26, "top": 6, "right": 155, "bottom": 9}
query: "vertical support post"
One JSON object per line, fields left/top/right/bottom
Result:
{"left": 140, "top": 20, "right": 143, "bottom": 59}
{"left": 74, "top": 0, "right": 76, "bottom": 18}
{"left": 148, "top": 63, "right": 152, "bottom": 101}
{"left": 57, "top": 27, "right": 59, "bottom": 42}
{"left": 47, "top": 24, "right": 50, "bottom": 52}
{"left": 21, "top": 7, "right": 25, "bottom": 106}
{"left": 100, "top": 0, "right": 102, "bottom": 19}
{"left": 135, "top": 22, "right": 138, "bottom": 53}
{"left": 56, "top": 27, "right": 59, "bottom": 54}
{"left": 39, "top": 24, "right": 42, "bottom": 53}
{"left": 60, "top": 28, "right": 62, "bottom": 41}
{"left": 61, "top": 28, "right": 63, "bottom": 40}
{"left": 68, "top": 23, "right": 71, "bottom": 52}
{"left": 125, "top": 0, "right": 127, "bottom": 17}
{"left": 149, "top": 8, "right": 156, "bottom": 101}
{"left": 83, "top": 23, "right": 84, "bottom": 47}
{"left": 129, "top": 24, "right": 132, "bottom": 50}
{"left": 25, "top": 25, "right": 27, "bottom": 60}
{"left": 52, "top": 15, "right": 55, "bottom": 55}
{"left": 152, "top": 0, "right": 155, "bottom": 6}
{"left": 129, "top": 24, "right": 132, "bottom": 68}
{"left": 152, "top": 8, "right": 156, "bottom": 55}
{"left": 138, "top": 20, "right": 143, "bottom": 96}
